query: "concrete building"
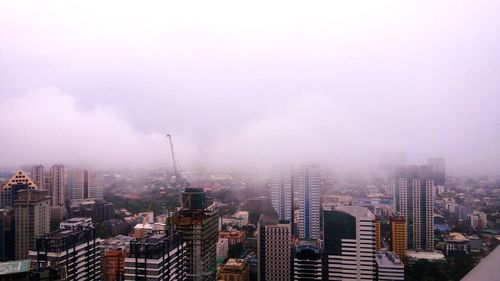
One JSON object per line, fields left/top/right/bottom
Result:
{"left": 124, "top": 232, "right": 186, "bottom": 281}
{"left": 15, "top": 189, "right": 50, "bottom": 260}
{"left": 218, "top": 258, "right": 249, "bottom": 281}
{"left": 2, "top": 170, "right": 38, "bottom": 208}
{"left": 173, "top": 188, "right": 219, "bottom": 281}
{"left": 270, "top": 172, "right": 293, "bottom": 222}
{"left": 393, "top": 166, "right": 435, "bottom": 250}
{"left": 29, "top": 226, "right": 101, "bottom": 280}
{"left": 59, "top": 217, "right": 93, "bottom": 229}
{"left": 297, "top": 164, "right": 320, "bottom": 240}
{"left": 375, "top": 215, "right": 382, "bottom": 251}
{"left": 323, "top": 205, "right": 376, "bottom": 280}
{"left": 66, "top": 169, "right": 101, "bottom": 200}
{"left": 390, "top": 213, "right": 408, "bottom": 259}
{"left": 375, "top": 251, "right": 404, "bottom": 281}
{"left": 30, "top": 165, "right": 45, "bottom": 189}
{"left": 219, "top": 230, "right": 246, "bottom": 246}
{"left": 49, "top": 164, "right": 65, "bottom": 206}
{"left": 257, "top": 213, "right": 291, "bottom": 281}
{"left": 102, "top": 235, "right": 134, "bottom": 281}
{"left": 0, "top": 208, "right": 15, "bottom": 261}
{"left": 217, "top": 238, "right": 229, "bottom": 263}
{"left": 293, "top": 240, "right": 322, "bottom": 281}
{"left": 469, "top": 210, "right": 487, "bottom": 229}
{"left": 445, "top": 232, "right": 470, "bottom": 256}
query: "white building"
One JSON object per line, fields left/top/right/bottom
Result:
{"left": 375, "top": 251, "right": 404, "bottom": 281}
{"left": 469, "top": 210, "right": 487, "bottom": 229}
{"left": 257, "top": 214, "right": 292, "bottom": 281}
{"left": 270, "top": 172, "right": 293, "bottom": 222}
{"left": 217, "top": 238, "right": 229, "bottom": 260}
{"left": 297, "top": 164, "right": 320, "bottom": 240}
{"left": 323, "top": 205, "right": 376, "bottom": 280}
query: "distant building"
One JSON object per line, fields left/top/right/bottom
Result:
{"left": 30, "top": 165, "right": 45, "bottom": 190}
{"left": 445, "top": 232, "right": 470, "bottom": 256}
{"left": 297, "top": 164, "right": 320, "bottom": 240}
{"left": 257, "top": 213, "right": 291, "bottom": 281}
{"left": 323, "top": 205, "right": 376, "bottom": 280}
{"left": 293, "top": 240, "right": 322, "bottom": 281}
{"left": 15, "top": 189, "right": 50, "bottom": 260}
{"left": 59, "top": 217, "right": 93, "bottom": 229}
{"left": 49, "top": 164, "right": 65, "bottom": 207}
{"left": 375, "top": 215, "right": 382, "bottom": 251}
{"left": 469, "top": 210, "right": 487, "bottom": 229}
{"left": 390, "top": 213, "right": 408, "bottom": 259}
{"left": 217, "top": 238, "right": 229, "bottom": 262}
{"left": 427, "top": 158, "right": 445, "bottom": 187}
{"left": 66, "top": 169, "right": 102, "bottom": 200}
{"left": 218, "top": 258, "right": 249, "bottom": 281}
{"left": 322, "top": 195, "right": 353, "bottom": 206}
{"left": 0, "top": 208, "right": 15, "bottom": 261}
{"left": 405, "top": 250, "right": 445, "bottom": 264}
{"left": 124, "top": 232, "right": 186, "bottom": 281}
{"left": 66, "top": 199, "right": 114, "bottom": 222}
{"left": 29, "top": 226, "right": 101, "bottom": 280}
{"left": 375, "top": 251, "right": 404, "bottom": 281}
{"left": 270, "top": 172, "right": 293, "bottom": 222}
{"left": 173, "top": 188, "right": 218, "bottom": 281}
{"left": 2, "top": 170, "right": 38, "bottom": 208}
{"left": 393, "top": 166, "right": 435, "bottom": 250}
{"left": 219, "top": 230, "right": 246, "bottom": 246}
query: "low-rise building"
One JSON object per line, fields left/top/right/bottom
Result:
{"left": 375, "top": 251, "right": 404, "bottom": 281}
{"left": 218, "top": 258, "right": 249, "bottom": 281}
{"left": 219, "top": 230, "right": 246, "bottom": 245}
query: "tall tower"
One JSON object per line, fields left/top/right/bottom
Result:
{"left": 270, "top": 172, "right": 292, "bottom": 222}
{"left": 174, "top": 188, "right": 218, "bottom": 281}
{"left": 393, "top": 166, "right": 434, "bottom": 251}
{"left": 323, "top": 205, "right": 376, "bottom": 280}
{"left": 2, "top": 170, "right": 38, "bottom": 208}
{"left": 427, "top": 158, "right": 445, "bottom": 187}
{"left": 14, "top": 189, "right": 50, "bottom": 260}
{"left": 297, "top": 164, "right": 320, "bottom": 240}
{"left": 30, "top": 165, "right": 45, "bottom": 190}
{"left": 49, "top": 164, "right": 65, "bottom": 206}
{"left": 390, "top": 213, "right": 408, "bottom": 259}
{"left": 257, "top": 213, "right": 291, "bottom": 281}
{"left": 66, "top": 169, "right": 101, "bottom": 200}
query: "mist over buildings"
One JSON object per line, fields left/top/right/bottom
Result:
{"left": 1, "top": 1, "right": 499, "bottom": 174}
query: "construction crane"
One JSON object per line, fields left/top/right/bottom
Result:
{"left": 167, "top": 134, "right": 182, "bottom": 190}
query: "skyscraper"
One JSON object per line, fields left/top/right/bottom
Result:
{"left": 49, "top": 164, "right": 65, "bottom": 206}
{"left": 293, "top": 240, "right": 322, "bottom": 281}
{"left": 393, "top": 166, "right": 435, "bottom": 251}
{"left": 15, "top": 189, "right": 50, "bottom": 260}
{"left": 257, "top": 213, "right": 291, "bottom": 281}
{"left": 323, "top": 205, "right": 376, "bottom": 280}
{"left": 297, "top": 164, "right": 320, "bottom": 240}
{"left": 1, "top": 170, "right": 38, "bottom": 208}
{"left": 173, "top": 188, "right": 218, "bottom": 281}
{"left": 390, "top": 213, "right": 408, "bottom": 259}
{"left": 30, "top": 165, "right": 45, "bottom": 190}
{"left": 427, "top": 158, "right": 445, "bottom": 187}
{"left": 270, "top": 172, "right": 293, "bottom": 222}
{"left": 66, "top": 169, "right": 101, "bottom": 200}
{"left": 0, "top": 208, "right": 15, "bottom": 262}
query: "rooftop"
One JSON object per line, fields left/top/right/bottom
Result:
{"left": 0, "top": 259, "right": 31, "bottom": 275}
{"left": 375, "top": 251, "right": 403, "bottom": 267}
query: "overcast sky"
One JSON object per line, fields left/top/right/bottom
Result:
{"left": 1, "top": 1, "right": 499, "bottom": 174}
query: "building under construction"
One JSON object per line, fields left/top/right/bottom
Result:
{"left": 173, "top": 188, "right": 219, "bottom": 281}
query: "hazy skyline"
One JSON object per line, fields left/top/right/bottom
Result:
{"left": 1, "top": 1, "right": 499, "bottom": 174}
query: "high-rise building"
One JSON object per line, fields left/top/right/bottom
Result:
{"left": 375, "top": 215, "right": 382, "bottom": 251}
{"left": 2, "top": 170, "right": 38, "bottom": 208}
{"left": 293, "top": 240, "right": 322, "bottom": 281}
{"left": 270, "top": 172, "right": 293, "bottom": 222}
{"left": 49, "top": 164, "right": 65, "bottom": 206}
{"left": 323, "top": 205, "right": 376, "bottom": 280}
{"left": 102, "top": 235, "right": 134, "bottom": 281}
{"left": 393, "top": 166, "right": 435, "bottom": 250}
{"left": 390, "top": 213, "right": 408, "bottom": 259}
{"left": 30, "top": 165, "right": 45, "bottom": 190}
{"left": 297, "top": 164, "right": 320, "bottom": 240}
{"left": 124, "top": 232, "right": 186, "bottom": 281}
{"left": 218, "top": 258, "right": 249, "bottom": 281}
{"left": 375, "top": 251, "right": 405, "bottom": 281}
{"left": 257, "top": 213, "right": 291, "bottom": 281}
{"left": 66, "top": 169, "right": 101, "bottom": 200}
{"left": 29, "top": 225, "right": 101, "bottom": 280}
{"left": 173, "top": 188, "right": 218, "bottom": 281}
{"left": 427, "top": 158, "right": 445, "bottom": 187}
{"left": 0, "top": 208, "right": 15, "bottom": 262}
{"left": 15, "top": 189, "right": 50, "bottom": 260}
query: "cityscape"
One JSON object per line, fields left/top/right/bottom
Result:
{"left": 1, "top": 1, "right": 500, "bottom": 281}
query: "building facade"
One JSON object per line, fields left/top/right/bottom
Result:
{"left": 15, "top": 189, "right": 50, "bottom": 260}
{"left": 218, "top": 258, "right": 249, "bottom": 281}
{"left": 0, "top": 208, "right": 15, "bottom": 261}
{"left": 293, "top": 240, "right": 322, "bottom": 281}
{"left": 30, "top": 226, "right": 101, "bottom": 280}
{"left": 375, "top": 251, "right": 405, "bottom": 281}
{"left": 323, "top": 205, "right": 376, "bottom": 280}
{"left": 66, "top": 169, "right": 101, "bottom": 200}
{"left": 390, "top": 213, "right": 408, "bottom": 259}
{"left": 297, "top": 164, "right": 320, "bottom": 240}
{"left": 270, "top": 172, "right": 293, "bottom": 222}
{"left": 173, "top": 188, "right": 218, "bottom": 281}
{"left": 393, "top": 166, "right": 435, "bottom": 250}
{"left": 30, "top": 165, "right": 45, "bottom": 190}
{"left": 2, "top": 170, "right": 38, "bottom": 208}
{"left": 257, "top": 213, "right": 291, "bottom": 281}
{"left": 124, "top": 232, "right": 186, "bottom": 281}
